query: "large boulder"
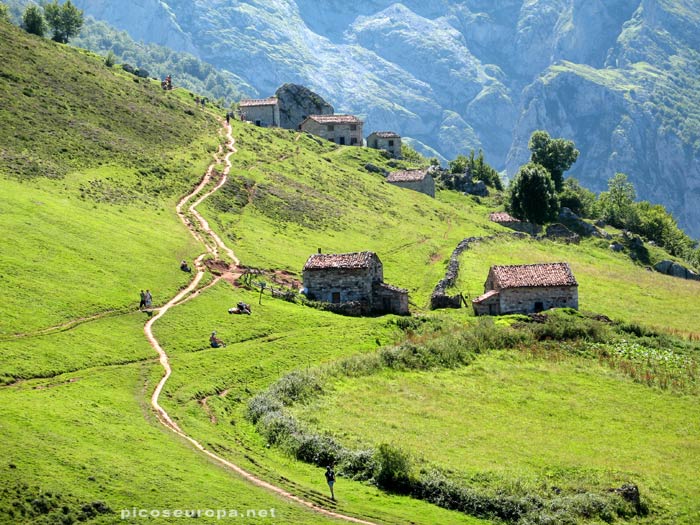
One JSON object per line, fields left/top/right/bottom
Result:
{"left": 275, "top": 83, "right": 333, "bottom": 130}
{"left": 654, "top": 260, "right": 700, "bottom": 281}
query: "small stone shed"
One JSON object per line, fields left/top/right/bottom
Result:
{"left": 302, "top": 251, "right": 408, "bottom": 315}
{"left": 300, "top": 115, "right": 364, "bottom": 146}
{"left": 239, "top": 97, "right": 280, "bottom": 127}
{"left": 472, "top": 262, "right": 578, "bottom": 316}
{"left": 387, "top": 168, "right": 435, "bottom": 198}
{"left": 489, "top": 212, "right": 539, "bottom": 235}
{"left": 367, "top": 131, "right": 402, "bottom": 158}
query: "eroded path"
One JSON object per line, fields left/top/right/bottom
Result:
{"left": 144, "top": 122, "right": 377, "bottom": 525}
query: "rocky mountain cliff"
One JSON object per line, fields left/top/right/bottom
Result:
{"left": 28, "top": 0, "right": 700, "bottom": 237}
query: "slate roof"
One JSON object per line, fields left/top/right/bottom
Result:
{"left": 489, "top": 211, "right": 521, "bottom": 223}
{"left": 387, "top": 169, "right": 429, "bottom": 183}
{"left": 472, "top": 289, "right": 500, "bottom": 304}
{"left": 370, "top": 131, "right": 400, "bottom": 138}
{"left": 239, "top": 97, "right": 278, "bottom": 107}
{"left": 304, "top": 114, "right": 363, "bottom": 124}
{"left": 303, "top": 251, "right": 377, "bottom": 271}
{"left": 490, "top": 262, "right": 577, "bottom": 289}
{"left": 375, "top": 282, "right": 408, "bottom": 294}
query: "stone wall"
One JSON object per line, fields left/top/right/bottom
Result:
{"left": 498, "top": 286, "right": 578, "bottom": 314}
{"left": 389, "top": 176, "right": 435, "bottom": 198}
{"left": 373, "top": 283, "right": 409, "bottom": 315}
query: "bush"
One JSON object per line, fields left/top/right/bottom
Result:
{"left": 374, "top": 444, "right": 414, "bottom": 494}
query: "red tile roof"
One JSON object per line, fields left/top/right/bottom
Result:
{"left": 239, "top": 97, "right": 278, "bottom": 107}
{"left": 491, "top": 262, "right": 577, "bottom": 288}
{"left": 387, "top": 169, "right": 429, "bottom": 182}
{"left": 303, "top": 251, "right": 377, "bottom": 270}
{"left": 489, "top": 212, "right": 521, "bottom": 223}
{"left": 370, "top": 131, "right": 400, "bottom": 138}
{"left": 305, "top": 114, "right": 363, "bottom": 124}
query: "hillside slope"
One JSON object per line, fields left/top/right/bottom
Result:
{"left": 32, "top": 0, "right": 700, "bottom": 237}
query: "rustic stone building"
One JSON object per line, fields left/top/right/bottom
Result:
{"left": 239, "top": 97, "right": 280, "bottom": 127}
{"left": 489, "top": 211, "right": 540, "bottom": 235}
{"left": 300, "top": 115, "right": 364, "bottom": 146}
{"left": 472, "top": 262, "right": 578, "bottom": 316}
{"left": 367, "top": 131, "right": 402, "bottom": 158}
{"left": 302, "top": 251, "right": 408, "bottom": 315}
{"left": 387, "top": 168, "right": 435, "bottom": 198}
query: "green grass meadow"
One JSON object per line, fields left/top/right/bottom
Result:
{"left": 2, "top": 17, "right": 699, "bottom": 525}
{"left": 292, "top": 352, "right": 700, "bottom": 523}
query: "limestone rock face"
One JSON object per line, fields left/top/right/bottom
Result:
{"left": 275, "top": 84, "right": 333, "bottom": 130}
{"left": 654, "top": 260, "right": 700, "bottom": 281}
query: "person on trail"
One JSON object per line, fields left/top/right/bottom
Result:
{"left": 325, "top": 465, "right": 336, "bottom": 501}
{"left": 144, "top": 290, "right": 153, "bottom": 308}
{"left": 139, "top": 290, "right": 146, "bottom": 310}
{"left": 180, "top": 259, "right": 191, "bottom": 273}
{"left": 210, "top": 331, "right": 225, "bottom": 348}
{"left": 226, "top": 112, "right": 230, "bottom": 125}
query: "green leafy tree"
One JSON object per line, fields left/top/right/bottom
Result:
{"left": 528, "top": 130, "right": 579, "bottom": 191}
{"left": 597, "top": 173, "right": 638, "bottom": 229}
{"left": 104, "top": 50, "right": 115, "bottom": 67}
{"left": 22, "top": 4, "right": 46, "bottom": 36}
{"left": 0, "top": 3, "right": 10, "bottom": 23}
{"left": 43, "top": 0, "right": 83, "bottom": 43}
{"left": 559, "top": 177, "right": 597, "bottom": 218}
{"left": 400, "top": 143, "right": 427, "bottom": 166}
{"left": 447, "top": 150, "right": 503, "bottom": 190}
{"left": 635, "top": 201, "right": 695, "bottom": 257}
{"left": 507, "top": 162, "right": 560, "bottom": 224}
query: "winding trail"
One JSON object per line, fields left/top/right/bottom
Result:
{"left": 144, "top": 122, "right": 377, "bottom": 525}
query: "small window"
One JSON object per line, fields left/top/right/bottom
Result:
{"left": 255, "top": 120, "right": 261, "bottom": 126}
{"left": 350, "top": 124, "right": 357, "bottom": 131}
{"left": 388, "top": 140, "right": 394, "bottom": 146}
{"left": 327, "top": 124, "right": 334, "bottom": 131}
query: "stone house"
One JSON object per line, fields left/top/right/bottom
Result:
{"left": 302, "top": 251, "right": 408, "bottom": 315}
{"left": 387, "top": 168, "right": 435, "bottom": 198}
{"left": 472, "top": 262, "right": 578, "bottom": 316}
{"left": 239, "top": 97, "right": 280, "bottom": 127}
{"left": 489, "top": 211, "right": 539, "bottom": 235}
{"left": 367, "top": 131, "right": 402, "bottom": 158}
{"left": 300, "top": 115, "right": 364, "bottom": 146}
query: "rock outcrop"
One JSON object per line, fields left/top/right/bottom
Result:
{"left": 654, "top": 260, "right": 700, "bottom": 281}
{"left": 275, "top": 83, "right": 333, "bottom": 130}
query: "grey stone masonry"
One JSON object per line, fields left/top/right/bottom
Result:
{"left": 367, "top": 131, "right": 402, "bottom": 158}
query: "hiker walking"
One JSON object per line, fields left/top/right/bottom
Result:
{"left": 139, "top": 290, "right": 146, "bottom": 310}
{"left": 144, "top": 290, "right": 153, "bottom": 309}
{"left": 325, "top": 465, "right": 336, "bottom": 501}
{"left": 226, "top": 111, "right": 230, "bottom": 124}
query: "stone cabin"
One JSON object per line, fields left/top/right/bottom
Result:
{"left": 489, "top": 211, "right": 540, "bottom": 235}
{"left": 387, "top": 168, "right": 435, "bottom": 198}
{"left": 300, "top": 115, "right": 364, "bottom": 146}
{"left": 472, "top": 262, "right": 578, "bottom": 316}
{"left": 302, "top": 251, "right": 409, "bottom": 315}
{"left": 367, "top": 131, "right": 402, "bottom": 158}
{"left": 239, "top": 97, "right": 280, "bottom": 127}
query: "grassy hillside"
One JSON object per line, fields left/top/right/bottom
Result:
{"left": 2, "top": 15, "right": 700, "bottom": 525}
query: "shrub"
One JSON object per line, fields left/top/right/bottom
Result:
{"left": 374, "top": 444, "right": 414, "bottom": 494}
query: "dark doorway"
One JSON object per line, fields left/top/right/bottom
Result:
{"left": 339, "top": 136, "right": 346, "bottom": 145}
{"left": 534, "top": 301, "right": 544, "bottom": 312}
{"left": 331, "top": 292, "right": 341, "bottom": 303}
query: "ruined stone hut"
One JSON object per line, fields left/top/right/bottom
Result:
{"left": 300, "top": 115, "right": 364, "bottom": 146}
{"left": 472, "top": 262, "right": 578, "bottom": 316}
{"left": 387, "top": 168, "right": 435, "bottom": 198}
{"left": 302, "top": 251, "right": 408, "bottom": 315}
{"left": 239, "top": 97, "right": 280, "bottom": 127}
{"left": 367, "top": 131, "right": 402, "bottom": 158}
{"left": 489, "top": 211, "right": 539, "bottom": 235}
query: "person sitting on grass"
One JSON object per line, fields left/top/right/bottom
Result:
{"left": 180, "top": 259, "right": 191, "bottom": 273}
{"left": 209, "top": 331, "right": 225, "bottom": 348}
